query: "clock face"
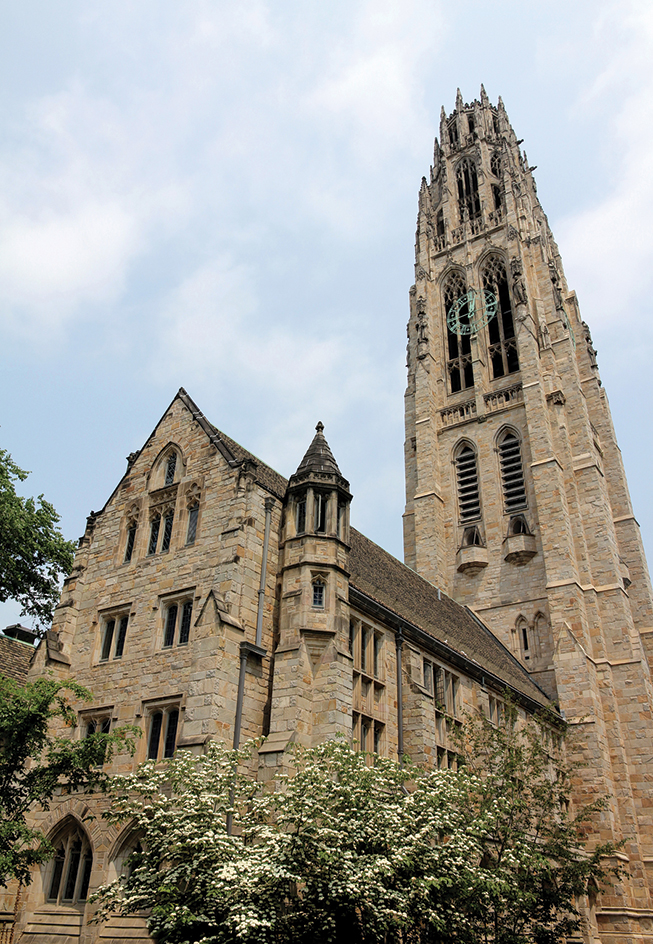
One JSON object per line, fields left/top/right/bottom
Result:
{"left": 447, "top": 289, "right": 498, "bottom": 335}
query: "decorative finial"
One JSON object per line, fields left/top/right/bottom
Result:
{"left": 456, "top": 88, "right": 463, "bottom": 110}
{"left": 480, "top": 83, "right": 489, "bottom": 105}
{"left": 315, "top": 421, "right": 324, "bottom": 433}
{"left": 440, "top": 105, "right": 446, "bottom": 120}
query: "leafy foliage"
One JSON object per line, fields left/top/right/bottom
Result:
{"left": 94, "top": 706, "right": 618, "bottom": 944}
{"left": 0, "top": 676, "right": 136, "bottom": 888}
{"left": 0, "top": 448, "right": 76, "bottom": 628}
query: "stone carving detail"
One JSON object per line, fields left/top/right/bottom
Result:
{"left": 510, "top": 257, "right": 528, "bottom": 306}
{"left": 415, "top": 264, "right": 429, "bottom": 282}
{"left": 548, "top": 263, "right": 564, "bottom": 311}
{"left": 126, "top": 503, "right": 140, "bottom": 526}
{"left": 186, "top": 482, "right": 202, "bottom": 508}
{"left": 546, "top": 390, "right": 566, "bottom": 406}
{"left": 507, "top": 224, "right": 519, "bottom": 241}
{"left": 126, "top": 451, "right": 139, "bottom": 470}
{"left": 582, "top": 321, "right": 598, "bottom": 369}
{"left": 416, "top": 297, "right": 429, "bottom": 359}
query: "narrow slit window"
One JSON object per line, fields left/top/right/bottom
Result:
{"left": 312, "top": 579, "right": 325, "bottom": 608}
{"left": 148, "top": 516, "right": 161, "bottom": 555}
{"left": 455, "top": 444, "right": 481, "bottom": 521}
{"left": 314, "top": 492, "right": 328, "bottom": 533}
{"left": 373, "top": 634, "right": 382, "bottom": 678}
{"left": 423, "top": 659, "right": 433, "bottom": 693}
{"left": 161, "top": 511, "right": 174, "bottom": 552}
{"left": 164, "top": 604, "right": 178, "bottom": 648}
{"left": 498, "top": 431, "right": 527, "bottom": 512}
{"left": 164, "top": 709, "right": 179, "bottom": 758}
{"left": 114, "top": 616, "right": 128, "bottom": 659}
{"left": 179, "top": 601, "right": 192, "bottom": 645}
{"left": 124, "top": 523, "right": 137, "bottom": 562}
{"left": 164, "top": 453, "right": 177, "bottom": 485}
{"left": 101, "top": 620, "right": 115, "bottom": 661}
{"left": 296, "top": 495, "right": 306, "bottom": 534}
{"left": 186, "top": 505, "right": 199, "bottom": 545}
{"left": 148, "top": 712, "right": 163, "bottom": 759}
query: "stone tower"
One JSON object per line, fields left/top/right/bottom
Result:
{"left": 404, "top": 88, "right": 653, "bottom": 940}
{"left": 264, "top": 422, "right": 353, "bottom": 752}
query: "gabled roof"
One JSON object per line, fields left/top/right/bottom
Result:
{"left": 348, "top": 529, "right": 550, "bottom": 709}
{"left": 90, "top": 390, "right": 551, "bottom": 711}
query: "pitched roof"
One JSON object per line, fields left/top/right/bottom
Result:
{"left": 294, "top": 422, "right": 342, "bottom": 477}
{"left": 0, "top": 634, "right": 34, "bottom": 684}
{"left": 348, "top": 528, "right": 550, "bottom": 708}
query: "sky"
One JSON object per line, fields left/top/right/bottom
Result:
{"left": 1, "top": 0, "right": 653, "bottom": 630}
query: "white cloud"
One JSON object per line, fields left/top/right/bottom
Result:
{"left": 556, "top": 1, "right": 653, "bottom": 329}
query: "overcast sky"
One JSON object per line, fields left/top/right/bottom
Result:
{"left": 2, "top": 1, "right": 653, "bottom": 629}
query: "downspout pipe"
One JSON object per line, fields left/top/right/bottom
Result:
{"left": 395, "top": 630, "right": 404, "bottom": 764}
{"left": 255, "top": 498, "right": 274, "bottom": 648}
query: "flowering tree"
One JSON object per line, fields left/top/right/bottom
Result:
{"left": 0, "top": 677, "right": 136, "bottom": 888}
{"left": 94, "top": 709, "right": 617, "bottom": 944}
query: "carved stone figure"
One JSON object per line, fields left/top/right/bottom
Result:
{"left": 510, "top": 258, "right": 528, "bottom": 306}
{"left": 582, "top": 321, "right": 598, "bottom": 368}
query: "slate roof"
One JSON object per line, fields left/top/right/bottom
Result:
{"left": 0, "top": 634, "right": 34, "bottom": 683}
{"left": 118, "top": 391, "right": 550, "bottom": 710}
{"left": 348, "top": 528, "right": 550, "bottom": 708}
{"left": 294, "top": 422, "right": 342, "bottom": 476}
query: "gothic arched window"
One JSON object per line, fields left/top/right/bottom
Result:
{"left": 498, "top": 429, "right": 527, "bottom": 512}
{"left": 47, "top": 821, "right": 93, "bottom": 905}
{"left": 443, "top": 271, "right": 474, "bottom": 394}
{"left": 481, "top": 255, "right": 519, "bottom": 378}
{"left": 454, "top": 442, "right": 481, "bottom": 522}
{"left": 490, "top": 152, "right": 502, "bottom": 178}
{"left": 456, "top": 158, "right": 481, "bottom": 226}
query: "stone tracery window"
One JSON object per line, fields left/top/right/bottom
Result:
{"left": 47, "top": 821, "right": 93, "bottom": 905}
{"left": 490, "top": 152, "right": 502, "bottom": 178}
{"left": 456, "top": 158, "right": 481, "bottom": 228}
{"left": 454, "top": 442, "right": 481, "bottom": 522}
{"left": 481, "top": 255, "right": 519, "bottom": 378}
{"left": 443, "top": 271, "right": 474, "bottom": 393}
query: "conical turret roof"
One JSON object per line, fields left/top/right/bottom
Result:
{"left": 295, "top": 422, "right": 341, "bottom": 476}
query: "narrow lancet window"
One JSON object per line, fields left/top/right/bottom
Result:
{"left": 314, "top": 492, "right": 327, "bottom": 533}
{"left": 148, "top": 516, "right": 160, "bottom": 555}
{"left": 296, "top": 494, "right": 306, "bottom": 534}
{"left": 186, "top": 504, "right": 199, "bottom": 545}
{"left": 161, "top": 510, "right": 174, "bottom": 552}
{"left": 312, "top": 579, "right": 325, "bottom": 608}
{"left": 456, "top": 158, "right": 481, "bottom": 228}
{"left": 455, "top": 444, "right": 481, "bottom": 521}
{"left": 498, "top": 430, "right": 527, "bottom": 512}
{"left": 482, "top": 255, "right": 519, "bottom": 378}
{"left": 164, "top": 453, "right": 177, "bottom": 485}
{"left": 444, "top": 272, "right": 474, "bottom": 393}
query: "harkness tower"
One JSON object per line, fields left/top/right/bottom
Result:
{"left": 404, "top": 87, "right": 653, "bottom": 941}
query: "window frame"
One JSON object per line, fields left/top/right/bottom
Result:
{"left": 46, "top": 822, "right": 93, "bottom": 907}
{"left": 143, "top": 698, "right": 183, "bottom": 762}
{"left": 161, "top": 594, "right": 195, "bottom": 649}
{"left": 98, "top": 611, "right": 130, "bottom": 663}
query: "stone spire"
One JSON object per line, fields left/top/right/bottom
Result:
{"left": 293, "top": 422, "right": 344, "bottom": 480}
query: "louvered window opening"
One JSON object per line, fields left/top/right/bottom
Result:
{"left": 444, "top": 272, "right": 474, "bottom": 393}
{"left": 499, "top": 433, "right": 527, "bottom": 512}
{"left": 456, "top": 446, "right": 481, "bottom": 521}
